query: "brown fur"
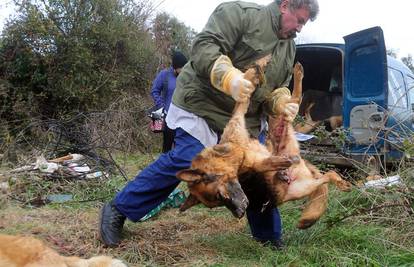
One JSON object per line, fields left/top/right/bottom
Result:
{"left": 261, "top": 63, "right": 351, "bottom": 228}
{"left": 294, "top": 102, "right": 343, "bottom": 134}
{"left": 0, "top": 234, "right": 127, "bottom": 267}
{"left": 177, "top": 62, "right": 351, "bottom": 229}
{"left": 177, "top": 56, "right": 293, "bottom": 218}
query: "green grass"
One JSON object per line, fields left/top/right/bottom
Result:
{"left": 199, "top": 205, "right": 413, "bottom": 267}
{"left": 198, "top": 181, "right": 414, "bottom": 267}
{"left": 1, "top": 154, "right": 414, "bottom": 266}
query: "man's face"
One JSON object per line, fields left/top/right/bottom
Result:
{"left": 278, "top": 1, "right": 310, "bottom": 39}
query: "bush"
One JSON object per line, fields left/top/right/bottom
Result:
{"left": 0, "top": 0, "right": 158, "bottom": 123}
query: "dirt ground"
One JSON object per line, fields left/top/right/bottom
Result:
{"left": 0, "top": 202, "right": 248, "bottom": 266}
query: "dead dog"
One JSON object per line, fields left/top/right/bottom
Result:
{"left": 0, "top": 234, "right": 127, "bottom": 267}
{"left": 294, "top": 89, "right": 343, "bottom": 134}
{"left": 177, "top": 62, "right": 351, "bottom": 229}
{"left": 263, "top": 62, "right": 351, "bottom": 228}
{"left": 176, "top": 57, "right": 293, "bottom": 218}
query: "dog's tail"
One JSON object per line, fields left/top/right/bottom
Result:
{"left": 296, "top": 183, "right": 328, "bottom": 229}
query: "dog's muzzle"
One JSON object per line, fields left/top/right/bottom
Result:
{"left": 225, "top": 180, "right": 249, "bottom": 218}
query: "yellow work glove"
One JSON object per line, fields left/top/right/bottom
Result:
{"left": 268, "top": 87, "right": 299, "bottom": 122}
{"left": 210, "top": 55, "right": 254, "bottom": 102}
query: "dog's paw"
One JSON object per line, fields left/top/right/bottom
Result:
{"left": 275, "top": 170, "right": 291, "bottom": 183}
{"left": 337, "top": 180, "right": 352, "bottom": 192}
{"left": 269, "top": 156, "right": 293, "bottom": 170}
{"left": 297, "top": 218, "right": 317, "bottom": 229}
{"left": 110, "top": 259, "right": 128, "bottom": 267}
{"left": 294, "top": 62, "right": 304, "bottom": 80}
{"left": 87, "top": 256, "right": 128, "bottom": 267}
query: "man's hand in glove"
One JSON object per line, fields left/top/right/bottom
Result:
{"left": 282, "top": 102, "right": 299, "bottom": 122}
{"left": 226, "top": 72, "right": 254, "bottom": 102}
{"left": 210, "top": 55, "right": 254, "bottom": 102}
{"left": 268, "top": 87, "right": 299, "bottom": 122}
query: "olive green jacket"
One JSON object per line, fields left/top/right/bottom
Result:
{"left": 172, "top": 1, "right": 295, "bottom": 137}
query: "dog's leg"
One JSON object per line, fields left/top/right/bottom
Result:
{"left": 251, "top": 155, "right": 293, "bottom": 172}
{"left": 179, "top": 193, "right": 201, "bottom": 212}
{"left": 296, "top": 183, "right": 328, "bottom": 229}
{"left": 304, "top": 161, "right": 351, "bottom": 192}
{"left": 291, "top": 62, "right": 304, "bottom": 103}
{"left": 284, "top": 166, "right": 351, "bottom": 201}
{"left": 220, "top": 101, "right": 250, "bottom": 145}
{"left": 64, "top": 255, "right": 127, "bottom": 267}
{"left": 293, "top": 169, "right": 350, "bottom": 229}
{"left": 323, "top": 170, "right": 352, "bottom": 191}
{"left": 294, "top": 103, "right": 322, "bottom": 134}
{"left": 221, "top": 58, "right": 270, "bottom": 145}
{"left": 328, "top": 115, "right": 343, "bottom": 130}
{"left": 282, "top": 176, "right": 330, "bottom": 202}
{"left": 261, "top": 172, "right": 289, "bottom": 205}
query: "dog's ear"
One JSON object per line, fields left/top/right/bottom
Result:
{"left": 179, "top": 193, "right": 200, "bottom": 211}
{"left": 212, "top": 143, "right": 231, "bottom": 155}
{"left": 176, "top": 169, "right": 203, "bottom": 182}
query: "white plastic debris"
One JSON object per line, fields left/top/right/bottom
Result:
{"left": 0, "top": 182, "right": 9, "bottom": 193}
{"left": 65, "top": 153, "right": 85, "bottom": 163}
{"left": 35, "top": 156, "right": 59, "bottom": 173}
{"left": 364, "top": 175, "right": 401, "bottom": 188}
{"left": 46, "top": 194, "right": 73, "bottom": 203}
{"left": 38, "top": 162, "right": 59, "bottom": 173}
{"left": 67, "top": 163, "right": 91, "bottom": 173}
{"left": 86, "top": 171, "right": 104, "bottom": 179}
{"left": 295, "top": 132, "right": 315, "bottom": 142}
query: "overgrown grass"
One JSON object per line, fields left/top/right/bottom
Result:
{"left": 200, "top": 187, "right": 414, "bottom": 267}
{"left": 1, "top": 154, "right": 413, "bottom": 266}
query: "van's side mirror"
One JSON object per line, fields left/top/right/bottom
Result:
{"left": 411, "top": 103, "right": 414, "bottom": 112}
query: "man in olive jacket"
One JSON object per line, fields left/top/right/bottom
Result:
{"left": 100, "top": 0, "right": 319, "bottom": 248}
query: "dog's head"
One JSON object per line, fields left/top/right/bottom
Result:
{"left": 176, "top": 143, "right": 249, "bottom": 218}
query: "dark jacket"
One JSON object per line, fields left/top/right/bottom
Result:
{"left": 172, "top": 1, "right": 295, "bottom": 136}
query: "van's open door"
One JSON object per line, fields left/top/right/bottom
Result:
{"left": 343, "top": 27, "right": 388, "bottom": 149}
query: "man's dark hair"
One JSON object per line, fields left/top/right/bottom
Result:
{"left": 172, "top": 51, "right": 188, "bottom": 70}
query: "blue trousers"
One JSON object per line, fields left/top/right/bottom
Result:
{"left": 114, "top": 128, "right": 282, "bottom": 241}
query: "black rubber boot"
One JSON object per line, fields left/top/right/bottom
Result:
{"left": 257, "top": 238, "right": 285, "bottom": 250}
{"left": 99, "top": 201, "right": 126, "bottom": 247}
{"left": 268, "top": 239, "right": 285, "bottom": 250}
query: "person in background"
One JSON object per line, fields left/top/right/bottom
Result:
{"left": 99, "top": 0, "right": 319, "bottom": 249}
{"left": 150, "top": 51, "right": 188, "bottom": 152}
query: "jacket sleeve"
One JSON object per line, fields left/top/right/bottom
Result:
{"left": 190, "top": 3, "right": 246, "bottom": 79}
{"left": 150, "top": 70, "right": 166, "bottom": 108}
{"left": 263, "top": 42, "right": 296, "bottom": 115}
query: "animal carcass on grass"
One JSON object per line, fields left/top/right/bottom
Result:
{"left": 0, "top": 234, "right": 127, "bottom": 267}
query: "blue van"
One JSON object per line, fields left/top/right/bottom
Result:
{"left": 294, "top": 26, "right": 414, "bottom": 170}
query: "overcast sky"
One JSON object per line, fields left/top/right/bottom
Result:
{"left": 154, "top": 0, "right": 414, "bottom": 58}
{"left": 1, "top": 0, "right": 413, "bottom": 57}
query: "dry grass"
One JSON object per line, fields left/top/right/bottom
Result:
{"left": 0, "top": 202, "right": 248, "bottom": 266}
{"left": 1, "top": 150, "right": 413, "bottom": 266}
